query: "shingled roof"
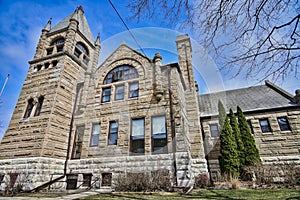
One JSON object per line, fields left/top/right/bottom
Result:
{"left": 198, "top": 81, "right": 298, "bottom": 117}
{"left": 49, "top": 6, "right": 94, "bottom": 45}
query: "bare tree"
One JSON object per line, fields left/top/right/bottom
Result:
{"left": 128, "top": 0, "right": 300, "bottom": 81}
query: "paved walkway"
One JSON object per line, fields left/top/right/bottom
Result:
{"left": 0, "top": 188, "right": 111, "bottom": 200}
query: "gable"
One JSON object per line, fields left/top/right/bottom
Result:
{"left": 94, "top": 43, "right": 152, "bottom": 85}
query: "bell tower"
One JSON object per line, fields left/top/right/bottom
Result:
{"left": 0, "top": 6, "right": 100, "bottom": 159}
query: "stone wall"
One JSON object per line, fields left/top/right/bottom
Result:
{"left": 201, "top": 108, "right": 300, "bottom": 179}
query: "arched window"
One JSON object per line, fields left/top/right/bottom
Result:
{"left": 74, "top": 42, "right": 89, "bottom": 64}
{"left": 34, "top": 96, "right": 44, "bottom": 116}
{"left": 47, "top": 38, "right": 65, "bottom": 55}
{"left": 24, "top": 98, "right": 34, "bottom": 118}
{"left": 51, "top": 38, "right": 65, "bottom": 46}
{"left": 101, "top": 65, "right": 139, "bottom": 103}
{"left": 103, "top": 65, "right": 138, "bottom": 84}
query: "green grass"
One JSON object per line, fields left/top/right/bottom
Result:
{"left": 80, "top": 189, "right": 300, "bottom": 200}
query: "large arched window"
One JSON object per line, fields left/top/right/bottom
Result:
{"left": 101, "top": 65, "right": 139, "bottom": 103}
{"left": 103, "top": 65, "right": 138, "bottom": 84}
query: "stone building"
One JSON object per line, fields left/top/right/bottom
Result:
{"left": 0, "top": 7, "right": 299, "bottom": 191}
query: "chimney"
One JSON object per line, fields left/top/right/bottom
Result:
{"left": 294, "top": 89, "right": 300, "bottom": 103}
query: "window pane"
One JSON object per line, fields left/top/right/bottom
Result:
{"left": 103, "top": 65, "right": 138, "bottom": 84}
{"left": 132, "top": 118, "right": 144, "bottom": 137}
{"left": 129, "top": 82, "right": 139, "bottom": 98}
{"left": 108, "top": 121, "right": 118, "bottom": 145}
{"left": 115, "top": 85, "right": 125, "bottom": 100}
{"left": 259, "top": 119, "right": 271, "bottom": 132}
{"left": 72, "top": 125, "right": 85, "bottom": 159}
{"left": 131, "top": 118, "right": 145, "bottom": 154}
{"left": 210, "top": 124, "right": 219, "bottom": 137}
{"left": 34, "top": 96, "right": 44, "bottom": 116}
{"left": 152, "top": 116, "right": 167, "bottom": 154}
{"left": 102, "top": 87, "right": 111, "bottom": 102}
{"left": 24, "top": 98, "right": 34, "bottom": 118}
{"left": 52, "top": 38, "right": 65, "bottom": 45}
{"left": 90, "top": 124, "right": 100, "bottom": 146}
{"left": 277, "top": 117, "right": 291, "bottom": 131}
{"left": 152, "top": 116, "right": 166, "bottom": 135}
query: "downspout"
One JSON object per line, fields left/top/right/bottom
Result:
{"left": 64, "top": 82, "right": 83, "bottom": 174}
{"left": 29, "top": 82, "right": 83, "bottom": 193}
{"left": 167, "top": 67, "right": 177, "bottom": 189}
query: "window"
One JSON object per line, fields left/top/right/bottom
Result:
{"left": 102, "top": 173, "right": 112, "bottom": 186}
{"left": 103, "top": 65, "right": 138, "bottom": 84}
{"left": 131, "top": 118, "right": 145, "bottom": 154}
{"left": 247, "top": 120, "right": 254, "bottom": 134}
{"left": 152, "top": 116, "right": 167, "bottom": 154}
{"left": 34, "top": 96, "right": 44, "bottom": 116}
{"left": 108, "top": 121, "right": 118, "bottom": 145}
{"left": 44, "top": 63, "right": 50, "bottom": 69}
{"left": 66, "top": 174, "right": 78, "bottom": 190}
{"left": 37, "top": 65, "right": 42, "bottom": 71}
{"left": 51, "top": 38, "right": 65, "bottom": 53}
{"left": 76, "top": 42, "right": 89, "bottom": 55}
{"left": 24, "top": 98, "right": 34, "bottom": 118}
{"left": 74, "top": 48, "right": 81, "bottom": 58}
{"left": 277, "top": 117, "right": 291, "bottom": 131}
{"left": 102, "top": 87, "right": 111, "bottom": 103}
{"left": 210, "top": 124, "right": 219, "bottom": 137}
{"left": 52, "top": 38, "right": 65, "bottom": 45}
{"left": 259, "top": 119, "right": 271, "bottom": 132}
{"left": 74, "top": 42, "right": 89, "bottom": 64}
{"left": 115, "top": 85, "right": 125, "bottom": 100}
{"left": 129, "top": 82, "right": 139, "bottom": 98}
{"left": 82, "top": 174, "right": 92, "bottom": 187}
{"left": 57, "top": 45, "right": 64, "bottom": 52}
{"left": 9, "top": 173, "right": 18, "bottom": 188}
{"left": 90, "top": 123, "right": 100, "bottom": 146}
{"left": 47, "top": 48, "right": 53, "bottom": 55}
{"left": 72, "top": 125, "right": 85, "bottom": 159}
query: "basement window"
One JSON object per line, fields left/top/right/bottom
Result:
{"left": 66, "top": 174, "right": 78, "bottom": 190}
{"left": 277, "top": 117, "right": 291, "bottom": 131}
{"left": 131, "top": 118, "right": 145, "bottom": 155}
{"left": 9, "top": 173, "right": 18, "bottom": 188}
{"left": 152, "top": 116, "right": 167, "bottom": 154}
{"left": 259, "top": 119, "right": 271, "bottom": 133}
{"left": 82, "top": 174, "right": 92, "bottom": 187}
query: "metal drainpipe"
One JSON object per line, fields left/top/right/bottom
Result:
{"left": 64, "top": 82, "right": 83, "bottom": 175}
{"left": 167, "top": 67, "right": 177, "bottom": 188}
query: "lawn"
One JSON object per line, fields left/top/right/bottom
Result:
{"left": 80, "top": 189, "right": 300, "bottom": 200}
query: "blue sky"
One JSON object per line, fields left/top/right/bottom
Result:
{"left": 0, "top": 0, "right": 299, "bottom": 140}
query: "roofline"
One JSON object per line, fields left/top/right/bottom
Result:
{"left": 97, "top": 43, "right": 151, "bottom": 68}
{"left": 265, "top": 80, "right": 294, "bottom": 100}
{"left": 200, "top": 105, "right": 300, "bottom": 120}
{"left": 199, "top": 80, "right": 294, "bottom": 100}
